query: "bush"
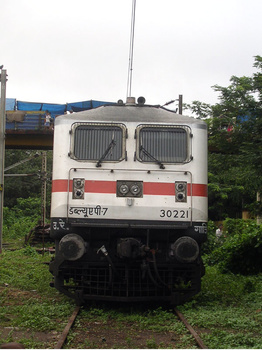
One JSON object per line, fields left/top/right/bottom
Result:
{"left": 185, "top": 266, "right": 259, "bottom": 305}
{"left": 12, "top": 197, "right": 42, "bottom": 218}
{"left": 201, "top": 220, "right": 217, "bottom": 255}
{"left": 223, "top": 218, "right": 256, "bottom": 236}
{"left": 206, "top": 219, "right": 262, "bottom": 275}
{"left": 3, "top": 197, "right": 42, "bottom": 241}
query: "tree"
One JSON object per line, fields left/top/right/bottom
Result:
{"left": 4, "top": 150, "right": 53, "bottom": 214}
{"left": 185, "top": 56, "right": 262, "bottom": 220}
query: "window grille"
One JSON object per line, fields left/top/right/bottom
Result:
{"left": 138, "top": 126, "right": 188, "bottom": 163}
{"left": 73, "top": 124, "right": 124, "bottom": 161}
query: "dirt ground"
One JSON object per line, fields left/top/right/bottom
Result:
{"left": 1, "top": 316, "right": 196, "bottom": 349}
{"left": 0, "top": 328, "right": 59, "bottom": 348}
{"left": 67, "top": 318, "right": 195, "bottom": 349}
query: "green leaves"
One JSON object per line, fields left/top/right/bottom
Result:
{"left": 206, "top": 219, "right": 262, "bottom": 274}
{"left": 3, "top": 197, "right": 42, "bottom": 241}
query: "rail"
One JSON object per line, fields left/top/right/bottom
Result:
{"left": 174, "top": 307, "right": 207, "bottom": 349}
{"left": 54, "top": 306, "right": 81, "bottom": 349}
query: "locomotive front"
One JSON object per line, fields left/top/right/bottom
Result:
{"left": 49, "top": 98, "right": 208, "bottom": 305}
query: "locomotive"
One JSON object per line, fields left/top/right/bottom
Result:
{"left": 49, "top": 97, "right": 208, "bottom": 305}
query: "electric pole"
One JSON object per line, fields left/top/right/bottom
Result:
{"left": 0, "top": 67, "right": 7, "bottom": 253}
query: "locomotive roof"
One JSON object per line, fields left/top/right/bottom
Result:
{"left": 55, "top": 104, "right": 207, "bottom": 129}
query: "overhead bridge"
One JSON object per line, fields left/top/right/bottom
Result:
{"left": 4, "top": 98, "right": 114, "bottom": 150}
{"left": 5, "top": 111, "right": 53, "bottom": 150}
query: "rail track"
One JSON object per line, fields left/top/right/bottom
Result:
{"left": 54, "top": 306, "right": 80, "bottom": 349}
{"left": 54, "top": 305, "right": 207, "bottom": 349}
{"left": 174, "top": 308, "right": 207, "bottom": 349}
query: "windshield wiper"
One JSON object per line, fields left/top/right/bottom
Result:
{"left": 140, "top": 145, "right": 165, "bottom": 169}
{"left": 96, "top": 139, "right": 116, "bottom": 167}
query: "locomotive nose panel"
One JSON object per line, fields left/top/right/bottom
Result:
{"left": 66, "top": 168, "right": 193, "bottom": 224}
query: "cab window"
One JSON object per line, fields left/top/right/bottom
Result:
{"left": 71, "top": 123, "right": 126, "bottom": 162}
{"left": 137, "top": 125, "right": 189, "bottom": 163}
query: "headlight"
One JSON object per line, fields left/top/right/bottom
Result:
{"left": 74, "top": 189, "right": 84, "bottom": 198}
{"left": 130, "top": 183, "right": 141, "bottom": 195}
{"left": 73, "top": 178, "right": 85, "bottom": 199}
{"left": 119, "top": 184, "right": 129, "bottom": 195}
{"left": 177, "top": 183, "right": 186, "bottom": 191}
{"left": 117, "top": 180, "right": 143, "bottom": 197}
{"left": 74, "top": 179, "right": 85, "bottom": 189}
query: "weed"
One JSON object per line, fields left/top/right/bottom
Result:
{"left": 146, "top": 337, "right": 158, "bottom": 348}
{"left": 191, "top": 265, "right": 261, "bottom": 305}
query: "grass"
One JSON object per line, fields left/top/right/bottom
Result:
{"left": 0, "top": 247, "right": 52, "bottom": 294}
{"left": 0, "top": 248, "right": 75, "bottom": 348}
{"left": 179, "top": 266, "right": 262, "bottom": 349}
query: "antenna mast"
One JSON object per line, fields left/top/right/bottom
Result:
{"left": 126, "top": 0, "right": 136, "bottom": 98}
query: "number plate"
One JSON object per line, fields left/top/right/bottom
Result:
{"left": 160, "top": 209, "right": 190, "bottom": 219}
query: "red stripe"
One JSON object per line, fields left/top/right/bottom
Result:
{"left": 52, "top": 179, "right": 70, "bottom": 192}
{"left": 144, "top": 182, "right": 175, "bottom": 195}
{"left": 85, "top": 180, "right": 116, "bottom": 193}
{"left": 52, "top": 179, "right": 207, "bottom": 197}
{"left": 188, "top": 184, "right": 208, "bottom": 197}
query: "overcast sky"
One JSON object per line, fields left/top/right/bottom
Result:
{"left": 1, "top": 0, "right": 262, "bottom": 108}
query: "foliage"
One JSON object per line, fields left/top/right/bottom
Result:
{"left": 4, "top": 150, "right": 52, "bottom": 211}
{"left": 191, "top": 265, "right": 259, "bottom": 304}
{"left": 186, "top": 55, "right": 262, "bottom": 220}
{"left": 205, "top": 219, "right": 262, "bottom": 274}
{"left": 201, "top": 220, "right": 217, "bottom": 255}
{"left": 3, "top": 197, "right": 42, "bottom": 241}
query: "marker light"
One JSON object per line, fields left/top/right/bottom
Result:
{"left": 73, "top": 178, "right": 85, "bottom": 199}
{"left": 175, "top": 181, "right": 187, "bottom": 202}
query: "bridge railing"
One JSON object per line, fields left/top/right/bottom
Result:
{"left": 6, "top": 111, "right": 47, "bottom": 131}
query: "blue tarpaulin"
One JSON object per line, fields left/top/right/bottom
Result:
{"left": 42, "top": 103, "right": 67, "bottom": 116}
{"left": 17, "top": 101, "right": 43, "bottom": 111}
{"left": 5, "top": 98, "right": 16, "bottom": 110}
{"left": 67, "top": 100, "right": 93, "bottom": 112}
{"left": 6, "top": 98, "right": 114, "bottom": 117}
{"left": 17, "top": 101, "right": 67, "bottom": 117}
{"left": 4, "top": 98, "right": 115, "bottom": 131}
{"left": 67, "top": 100, "right": 113, "bottom": 112}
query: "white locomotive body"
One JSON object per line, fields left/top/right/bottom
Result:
{"left": 49, "top": 99, "right": 208, "bottom": 304}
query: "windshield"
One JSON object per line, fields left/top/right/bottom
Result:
{"left": 138, "top": 126, "right": 188, "bottom": 164}
{"left": 72, "top": 124, "right": 125, "bottom": 161}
